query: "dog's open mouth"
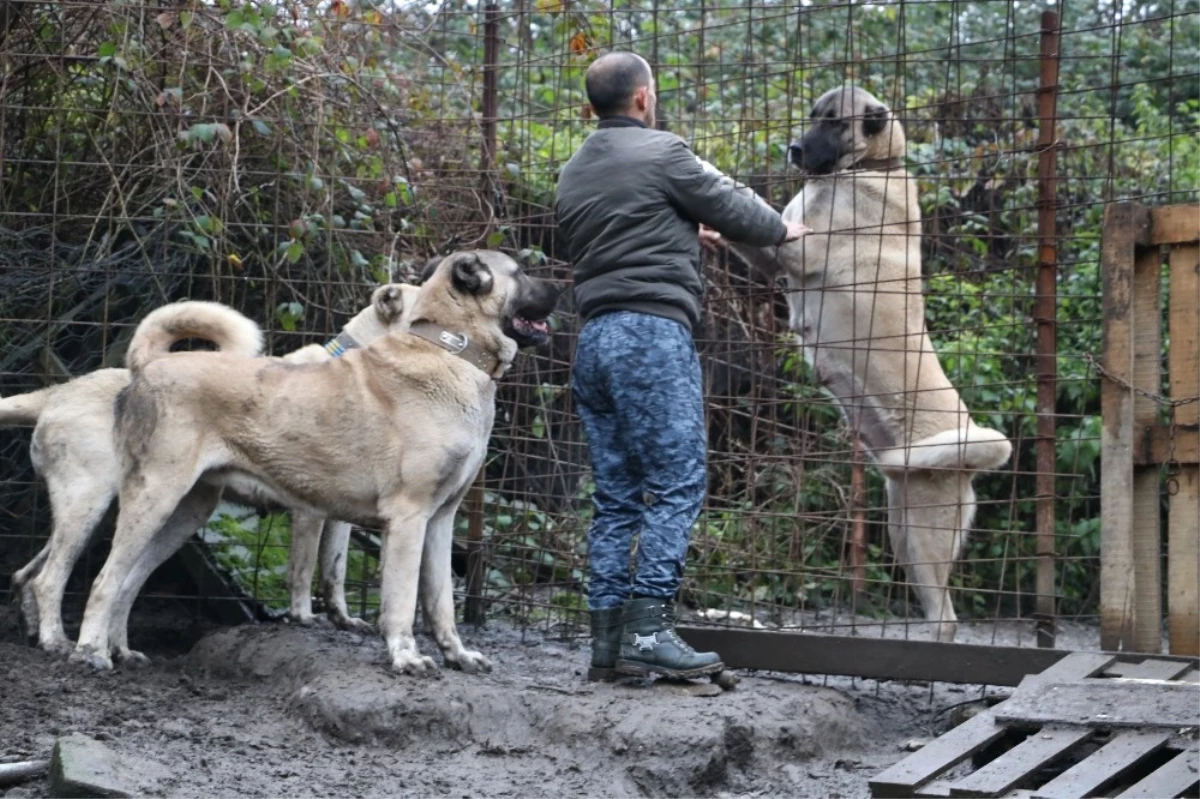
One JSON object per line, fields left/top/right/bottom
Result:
{"left": 508, "top": 314, "right": 553, "bottom": 348}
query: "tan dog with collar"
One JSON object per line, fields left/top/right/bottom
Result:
{"left": 69, "top": 251, "right": 559, "bottom": 673}
{"left": 712, "top": 87, "right": 1012, "bottom": 641}
{"left": 4, "top": 284, "right": 419, "bottom": 653}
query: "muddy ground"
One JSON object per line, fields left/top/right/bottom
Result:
{"left": 0, "top": 596, "right": 1032, "bottom": 799}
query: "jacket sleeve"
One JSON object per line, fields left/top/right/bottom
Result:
{"left": 660, "top": 137, "right": 787, "bottom": 247}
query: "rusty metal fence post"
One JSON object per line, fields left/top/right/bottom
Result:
{"left": 464, "top": 2, "right": 501, "bottom": 627}
{"left": 1033, "top": 10, "right": 1062, "bottom": 648}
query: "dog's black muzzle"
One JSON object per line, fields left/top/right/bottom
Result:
{"left": 505, "top": 279, "right": 561, "bottom": 349}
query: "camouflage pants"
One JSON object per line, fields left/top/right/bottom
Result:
{"left": 571, "top": 311, "right": 707, "bottom": 611}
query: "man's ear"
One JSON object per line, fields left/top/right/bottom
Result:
{"left": 862, "top": 104, "right": 889, "bottom": 137}
{"left": 450, "top": 254, "right": 494, "bottom": 296}
{"left": 371, "top": 284, "right": 408, "bottom": 323}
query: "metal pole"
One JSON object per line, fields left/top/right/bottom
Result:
{"left": 464, "top": 3, "right": 500, "bottom": 627}
{"left": 1034, "top": 10, "right": 1061, "bottom": 649}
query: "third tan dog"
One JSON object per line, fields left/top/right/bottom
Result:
{"left": 4, "top": 283, "right": 419, "bottom": 653}
{"left": 708, "top": 87, "right": 1012, "bottom": 641}
{"left": 69, "top": 251, "right": 559, "bottom": 673}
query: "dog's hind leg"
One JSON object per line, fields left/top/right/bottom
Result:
{"left": 24, "top": 482, "right": 116, "bottom": 655}
{"left": 377, "top": 497, "right": 436, "bottom": 675}
{"left": 106, "top": 483, "right": 223, "bottom": 666}
{"left": 420, "top": 498, "right": 490, "bottom": 674}
{"left": 886, "top": 472, "right": 970, "bottom": 643}
{"left": 286, "top": 512, "right": 325, "bottom": 626}
{"left": 71, "top": 473, "right": 197, "bottom": 671}
{"left": 318, "top": 519, "right": 373, "bottom": 633}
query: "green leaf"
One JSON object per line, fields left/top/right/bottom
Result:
{"left": 252, "top": 119, "right": 272, "bottom": 136}
{"left": 486, "top": 231, "right": 505, "bottom": 248}
{"left": 98, "top": 42, "right": 117, "bottom": 58}
{"left": 275, "top": 302, "right": 304, "bottom": 332}
{"left": 226, "top": 9, "right": 245, "bottom": 28}
{"left": 286, "top": 241, "right": 304, "bottom": 264}
{"left": 187, "top": 123, "right": 216, "bottom": 144}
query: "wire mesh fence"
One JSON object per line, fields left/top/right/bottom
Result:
{"left": 1, "top": 0, "right": 1197, "bottom": 653}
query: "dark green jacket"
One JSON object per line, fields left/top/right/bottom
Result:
{"left": 554, "top": 117, "right": 786, "bottom": 332}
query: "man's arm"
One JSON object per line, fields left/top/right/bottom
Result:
{"left": 661, "top": 138, "right": 793, "bottom": 247}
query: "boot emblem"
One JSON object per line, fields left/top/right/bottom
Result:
{"left": 632, "top": 633, "right": 659, "bottom": 651}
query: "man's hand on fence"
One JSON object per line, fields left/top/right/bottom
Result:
{"left": 780, "top": 220, "right": 811, "bottom": 243}
{"left": 699, "top": 224, "right": 727, "bottom": 252}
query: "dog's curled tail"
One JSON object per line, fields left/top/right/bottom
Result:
{"left": 126, "top": 301, "right": 264, "bottom": 374}
{"left": 876, "top": 425, "right": 1013, "bottom": 474}
{"left": 0, "top": 386, "right": 56, "bottom": 426}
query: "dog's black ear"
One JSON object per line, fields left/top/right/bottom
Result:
{"left": 419, "top": 257, "right": 442, "bottom": 284}
{"left": 371, "top": 284, "right": 408, "bottom": 322}
{"left": 450, "top": 254, "right": 494, "bottom": 296}
{"left": 863, "top": 105, "right": 889, "bottom": 136}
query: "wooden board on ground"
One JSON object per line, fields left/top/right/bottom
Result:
{"left": 992, "top": 680, "right": 1199, "bottom": 729}
{"left": 869, "top": 653, "right": 1200, "bottom": 799}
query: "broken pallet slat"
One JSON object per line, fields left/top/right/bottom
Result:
{"left": 1031, "top": 730, "right": 1172, "bottom": 799}
{"left": 871, "top": 712, "right": 1006, "bottom": 799}
{"left": 992, "top": 680, "right": 1199, "bottom": 729}
{"left": 869, "top": 653, "right": 1117, "bottom": 798}
{"left": 1104, "top": 659, "right": 1196, "bottom": 680}
{"left": 1115, "top": 748, "right": 1200, "bottom": 799}
{"left": 947, "top": 726, "right": 1093, "bottom": 798}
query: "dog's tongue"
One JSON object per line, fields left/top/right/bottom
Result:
{"left": 516, "top": 317, "right": 549, "bottom": 335}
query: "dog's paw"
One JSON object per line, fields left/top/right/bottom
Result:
{"left": 285, "top": 610, "right": 319, "bottom": 627}
{"left": 390, "top": 651, "right": 439, "bottom": 676}
{"left": 445, "top": 649, "right": 492, "bottom": 674}
{"left": 69, "top": 646, "right": 113, "bottom": 672}
{"left": 114, "top": 647, "right": 151, "bottom": 668}
{"left": 329, "top": 613, "right": 374, "bottom": 635}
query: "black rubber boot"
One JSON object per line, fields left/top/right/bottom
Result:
{"left": 586, "top": 607, "right": 623, "bottom": 681}
{"left": 614, "top": 597, "right": 724, "bottom": 679}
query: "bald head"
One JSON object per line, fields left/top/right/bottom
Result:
{"left": 586, "top": 52, "right": 655, "bottom": 120}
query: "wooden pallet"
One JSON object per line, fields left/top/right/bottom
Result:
{"left": 870, "top": 652, "right": 1200, "bottom": 798}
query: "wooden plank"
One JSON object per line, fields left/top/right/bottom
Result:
{"left": 1149, "top": 204, "right": 1200, "bottom": 245}
{"left": 871, "top": 712, "right": 1007, "bottom": 798}
{"left": 1136, "top": 425, "right": 1199, "bottom": 466}
{"left": 1032, "top": 730, "right": 1172, "bottom": 799}
{"left": 1101, "top": 201, "right": 1149, "bottom": 652}
{"left": 917, "top": 779, "right": 955, "bottom": 797}
{"left": 676, "top": 628, "right": 1078, "bottom": 686}
{"left": 1104, "top": 658, "right": 1196, "bottom": 680}
{"left": 1181, "top": 669, "right": 1200, "bottom": 684}
{"left": 1132, "top": 245, "right": 1164, "bottom": 654}
{"left": 947, "top": 726, "right": 1093, "bottom": 797}
{"left": 993, "top": 681, "right": 1200, "bottom": 729}
{"left": 869, "top": 654, "right": 1117, "bottom": 798}
{"left": 1115, "top": 747, "right": 1200, "bottom": 798}
{"left": 1168, "top": 241, "right": 1200, "bottom": 657}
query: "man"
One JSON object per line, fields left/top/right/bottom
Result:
{"left": 555, "top": 51, "right": 808, "bottom": 681}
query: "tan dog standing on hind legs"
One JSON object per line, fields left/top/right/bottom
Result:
{"left": 3, "top": 283, "right": 420, "bottom": 653}
{"left": 69, "top": 251, "right": 559, "bottom": 673}
{"left": 709, "top": 87, "right": 1013, "bottom": 642}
